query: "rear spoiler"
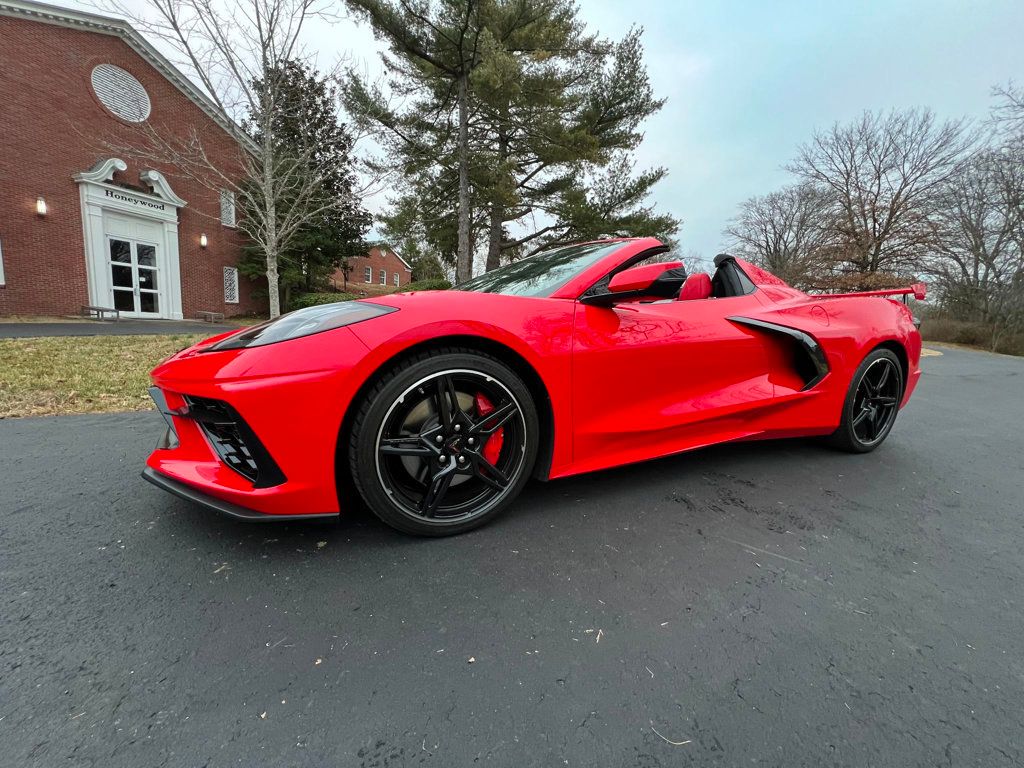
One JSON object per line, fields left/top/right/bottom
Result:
{"left": 822, "top": 282, "right": 927, "bottom": 303}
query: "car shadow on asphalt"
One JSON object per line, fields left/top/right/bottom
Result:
{"left": 150, "top": 435, "right": 853, "bottom": 561}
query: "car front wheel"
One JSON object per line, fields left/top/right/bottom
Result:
{"left": 349, "top": 349, "right": 539, "bottom": 536}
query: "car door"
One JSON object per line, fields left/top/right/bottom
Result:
{"left": 570, "top": 292, "right": 775, "bottom": 472}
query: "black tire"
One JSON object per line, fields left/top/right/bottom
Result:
{"left": 348, "top": 348, "right": 539, "bottom": 536}
{"left": 828, "top": 348, "right": 904, "bottom": 453}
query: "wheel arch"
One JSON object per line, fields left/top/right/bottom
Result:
{"left": 872, "top": 339, "right": 909, "bottom": 392}
{"left": 335, "top": 334, "right": 557, "bottom": 506}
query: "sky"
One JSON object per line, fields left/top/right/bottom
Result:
{"left": 66, "top": 0, "right": 1024, "bottom": 261}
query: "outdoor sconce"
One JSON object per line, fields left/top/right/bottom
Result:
{"left": 36, "top": 196, "right": 47, "bottom": 216}
{"left": 200, "top": 233, "right": 208, "bottom": 248}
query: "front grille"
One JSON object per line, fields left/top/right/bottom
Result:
{"left": 184, "top": 396, "right": 286, "bottom": 488}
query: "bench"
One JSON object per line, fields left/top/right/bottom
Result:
{"left": 196, "top": 310, "right": 225, "bottom": 323}
{"left": 81, "top": 305, "right": 119, "bottom": 321}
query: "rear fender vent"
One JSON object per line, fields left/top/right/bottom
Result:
{"left": 728, "top": 317, "right": 829, "bottom": 391}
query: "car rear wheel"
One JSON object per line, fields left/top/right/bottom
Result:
{"left": 828, "top": 348, "right": 904, "bottom": 453}
{"left": 349, "top": 349, "right": 539, "bottom": 536}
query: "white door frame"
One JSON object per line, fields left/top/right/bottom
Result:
{"left": 74, "top": 158, "right": 187, "bottom": 320}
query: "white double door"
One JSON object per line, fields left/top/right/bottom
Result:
{"left": 105, "top": 215, "right": 164, "bottom": 318}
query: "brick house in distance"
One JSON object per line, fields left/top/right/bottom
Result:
{"left": 0, "top": 0, "right": 263, "bottom": 319}
{"left": 332, "top": 245, "right": 413, "bottom": 295}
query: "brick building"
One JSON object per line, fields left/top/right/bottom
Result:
{"left": 331, "top": 245, "right": 413, "bottom": 295}
{"left": 0, "top": 0, "right": 262, "bottom": 319}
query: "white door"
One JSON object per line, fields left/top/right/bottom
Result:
{"left": 107, "top": 236, "right": 162, "bottom": 317}
{"left": 103, "top": 214, "right": 166, "bottom": 318}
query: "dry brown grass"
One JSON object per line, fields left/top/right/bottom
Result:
{"left": 0, "top": 334, "right": 207, "bottom": 418}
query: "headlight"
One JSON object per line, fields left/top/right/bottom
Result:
{"left": 206, "top": 302, "right": 397, "bottom": 351}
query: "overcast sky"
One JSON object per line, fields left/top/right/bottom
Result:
{"left": 71, "top": 0, "right": 1024, "bottom": 260}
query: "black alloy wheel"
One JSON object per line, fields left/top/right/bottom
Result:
{"left": 349, "top": 350, "right": 539, "bottom": 536}
{"left": 829, "top": 348, "right": 904, "bottom": 453}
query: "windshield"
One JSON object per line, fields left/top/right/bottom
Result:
{"left": 458, "top": 241, "right": 623, "bottom": 297}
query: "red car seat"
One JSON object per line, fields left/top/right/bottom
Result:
{"left": 677, "top": 272, "right": 712, "bottom": 301}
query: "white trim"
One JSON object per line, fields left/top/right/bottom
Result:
{"left": 0, "top": 236, "right": 6, "bottom": 286}
{"left": 72, "top": 157, "right": 127, "bottom": 184}
{"left": 76, "top": 159, "right": 185, "bottom": 319}
{"left": 0, "top": 0, "right": 256, "bottom": 152}
{"left": 141, "top": 169, "right": 187, "bottom": 207}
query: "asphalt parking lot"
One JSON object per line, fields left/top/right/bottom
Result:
{"left": 2, "top": 346, "right": 1022, "bottom": 767}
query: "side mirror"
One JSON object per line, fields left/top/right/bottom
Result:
{"left": 608, "top": 261, "right": 684, "bottom": 294}
{"left": 610, "top": 260, "right": 684, "bottom": 292}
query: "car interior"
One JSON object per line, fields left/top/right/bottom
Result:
{"left": 586, "top": 251, "right": 757, "bottom": 305}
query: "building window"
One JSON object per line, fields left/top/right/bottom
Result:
{"left": 364, "top": 266, "right": 372, "bottom": 283}
{"left": 379, "top": 269, "right": 386, "bottom": 285}
{"left": 220, "top": 190, "right": 236, "bottom": 227}
{"left": 0, "top": 237, "right": 5, "bottom": 286}
{"left": 223, "top": 266, "right": 239, "bottom": 304}
{"left": 393, "top": 272, "right": 400, "bottom": 287}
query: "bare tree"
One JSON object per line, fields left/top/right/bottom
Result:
{"left": 991, "top": 82, "right": 1024, "bottom": 134}
{"left": 724, "top": 182, "right": 833, "bottom": 288}
{"left": 95, "top": 0, "right": 348, "bottom": 317}
{"left": 788, "top": 109, "right": 972, "bottom": 281}
{"left": 930, "top": 141, "right": 1024, "bottom": 348}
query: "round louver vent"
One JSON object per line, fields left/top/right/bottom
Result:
{"left": 91, "top": 64, "right": 151, "bottom": 122}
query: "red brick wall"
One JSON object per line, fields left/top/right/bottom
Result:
{"left": 332, "top": 246, "right": 413, "bottom": 294}
{"left": 0, "top": 15, "right": 265, "bottom": 318}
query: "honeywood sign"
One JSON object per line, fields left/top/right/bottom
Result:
{"left": 104, "top": 188, "right": 166, "bottom": 210}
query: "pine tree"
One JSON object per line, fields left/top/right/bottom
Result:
{"left": 345, "top": 1, "right": 677, "bottom": 277}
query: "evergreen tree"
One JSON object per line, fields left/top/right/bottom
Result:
{"left": 345, "top": 0, "right": 677, "bottom": 277}
{"left": 240, "top": 61, "right": 371, "bottom": 308}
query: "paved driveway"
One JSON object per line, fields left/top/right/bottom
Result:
{"left": 1, "top": 347, "right": 1022, "bottom": 767}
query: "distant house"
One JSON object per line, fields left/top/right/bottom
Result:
{"left": 333, "top": 245, "right": 413, "bottom": 294}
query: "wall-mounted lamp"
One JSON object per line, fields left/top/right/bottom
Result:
{"left": 36, "top": 196, "right": 47, "bottom": 216}
{"left": 199, "top": 233, "right": 208, "bottom": 249}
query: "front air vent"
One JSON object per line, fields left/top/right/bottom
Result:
{"left": 183, "top": 396, "right": 286, "bottom": 488}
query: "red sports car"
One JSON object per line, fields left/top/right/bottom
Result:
{"left": 143, "top": 237, "right": 924, "bottom": 535}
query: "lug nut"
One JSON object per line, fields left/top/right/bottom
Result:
{"left": 457, "top": 455, "right": 466, "bottom": 464}
{"left": 439, "top": 455, "right": 448, "bottom": 463}
{"left": 454, "top": 424, "right": 461, "bottom": 432}
{"left": 436, "top": 435, "right": 444, "bottom": 443}
{"left": 467, "top": 437, "right": 476, "bottom": 445}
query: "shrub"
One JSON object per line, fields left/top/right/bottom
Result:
{"left": 289, "top": 292, "right": 358, "bottom": 310}
{"left": 399, "top": 278, "right": 452, "bottom": 292}
{"left": 920, "top": 317, "right": 1024, "bottom": 356}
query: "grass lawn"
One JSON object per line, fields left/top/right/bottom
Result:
{"left": 0, "top": 334, "right": 207, "bottom": 418}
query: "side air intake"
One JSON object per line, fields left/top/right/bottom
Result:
{"left": 728, "top": 317, "right": 830, "bottom": 391}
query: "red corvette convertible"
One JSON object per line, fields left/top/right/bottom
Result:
{"left": 143, "top": 237, "right": 924, "bottom": 535}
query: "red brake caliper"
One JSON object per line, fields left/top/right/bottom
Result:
{"left": 473, "top": 392, "right": 504, "bottom": 465}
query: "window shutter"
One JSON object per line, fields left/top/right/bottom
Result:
{"left": 220, "top": 190, "right": 236, "bottom": 227}
{"left": 223, "top": 266, "right": 239, "bottom": 304}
